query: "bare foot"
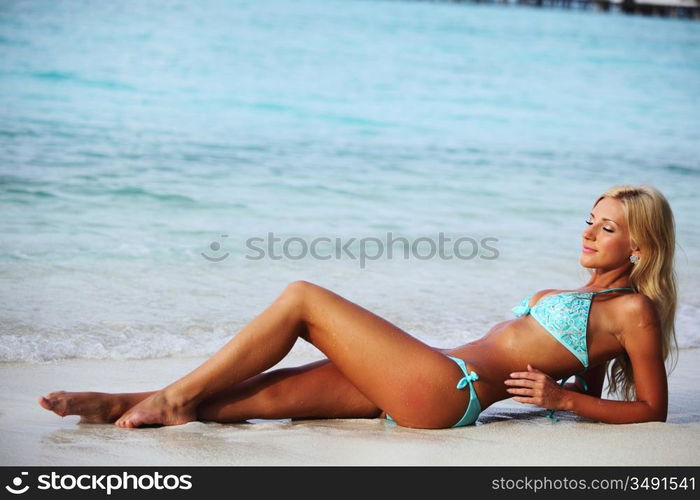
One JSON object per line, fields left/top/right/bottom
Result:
{"left": 38, "top": 391, "right": 147, "bottom": 423}
{"left": 114, "top": 390, "right": 198, "bottom": 428}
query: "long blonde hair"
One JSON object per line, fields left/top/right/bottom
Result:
{"left": 589, "top": 185, "right": 678, "bottom": 401}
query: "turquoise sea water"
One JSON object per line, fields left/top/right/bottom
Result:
{"left": 1, "top": 0, "right": 699, "bottom": 361}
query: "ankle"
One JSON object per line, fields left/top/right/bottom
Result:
{"left": 160, "top": 386, "right": 201, "bottom": 408}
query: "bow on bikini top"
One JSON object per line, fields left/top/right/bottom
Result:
{"left": 511, "top": 287, "right": 635, "bottom": 422}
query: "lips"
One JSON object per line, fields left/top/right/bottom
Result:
{"left": 582, "top": 245, "right": 597, "bottom": 253}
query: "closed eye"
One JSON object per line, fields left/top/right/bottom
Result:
{"left": 585, "top": 219, "right": 614, "bottom": 233}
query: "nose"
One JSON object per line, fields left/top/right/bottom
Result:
{"left": 582, "top": 224, "right": 595, "bottom": 241}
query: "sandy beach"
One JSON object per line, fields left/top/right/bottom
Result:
{"left": 2, "top": 348, "right": 698, "bottom": 466}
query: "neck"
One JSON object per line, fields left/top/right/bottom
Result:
{"left": 584, "top": 268, "right": 633, "bottom": 290}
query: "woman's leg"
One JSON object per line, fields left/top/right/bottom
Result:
{"left": 114, "top": 280, "right": 469, "bottom": 429}
{"left": 198, "top": 359, "right": 382, "bottom": 422}
{"left": 38, "top": 359, "right": 381, "bottom": 423}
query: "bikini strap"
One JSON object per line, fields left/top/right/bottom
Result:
{"left": 593, "top": 287, "right": 634, "bottom": 294}
{"left": 546, "top": 372, "right": 589, "bottom": 423}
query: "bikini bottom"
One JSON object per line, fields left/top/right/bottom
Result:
{"left": 385, "top": 355, "right": 482, "bottom": 427}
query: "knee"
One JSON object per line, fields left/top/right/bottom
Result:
{"left": 278, "top": 280, "right": 316, "bottom": 320}
{"left": 281, "top": 280, "right": 316, "bottom": 302}
{"left": 286, "top": 279, "right": 314, "bottom": 292}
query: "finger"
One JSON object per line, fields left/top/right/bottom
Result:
{"left": 527, "top": 364, "right": 542, "bottom": 373}
{"left": 506, "top": 388, "right": 534, "bottom": 396}
{"left": 512, "top": 396, "right": 536, "bottom": 404}
{"left": 504, "top": 379, "right": 536, "bottom": 388}
{"left": 509, "top": 371, "right": 536, "bottom": 379}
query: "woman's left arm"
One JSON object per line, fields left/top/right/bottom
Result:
{"left": 506, "top": 295, "right": 668, "bottom": 424}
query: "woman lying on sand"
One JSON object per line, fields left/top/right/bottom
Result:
{"left": 39, "top": 184, "right": 677, "bottom": 428}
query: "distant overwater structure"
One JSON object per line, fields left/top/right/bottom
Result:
{"left": 446, "top": 0, "right": 700, "bottom": 19}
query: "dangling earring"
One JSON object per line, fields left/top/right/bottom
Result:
{"left": 629, "top": 254, "right": 640, "bottom": 264}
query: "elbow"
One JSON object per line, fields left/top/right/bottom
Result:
{"left": 643, "top": 413, "right": 666, "bottom": 423}
{"left": 642, "top": 402, "right": 667, "bottom": 423}
{"left": 652, "top": 410, "right": 667, "bottom": 423}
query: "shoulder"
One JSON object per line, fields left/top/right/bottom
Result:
{"left": 615, "top": 293, "right": 662, "bottom": 346}
{"left": 617, "top": 293, "right": 659, "bottom": 323}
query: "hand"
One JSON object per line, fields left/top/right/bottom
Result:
{"left": 504, "top": 364, "right": 570, "bottom": 411}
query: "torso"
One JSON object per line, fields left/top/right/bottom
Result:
{"left": 443, "top": 288, "right": 634, "bottom": 410}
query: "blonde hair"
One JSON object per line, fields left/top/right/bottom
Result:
{"left": 589, "top": 185, "right": 678, "bottom": 401}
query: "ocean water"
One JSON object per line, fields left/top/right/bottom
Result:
{"left": 1, "top": 0, "right": 699, "bottom": 362}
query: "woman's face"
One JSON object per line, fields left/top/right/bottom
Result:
{"left": 580, "top": 197, "right": 638, "bottom": 270}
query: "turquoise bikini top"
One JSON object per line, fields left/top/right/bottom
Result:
{"left": 511, "top": 287, "right": 634, "bottom": 369}
{"left": 511, "top": 286, "right": 634, "bottom": 422}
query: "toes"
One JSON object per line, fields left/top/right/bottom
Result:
{"left": 116, "top": 412, "right": 147, "bottom": 428}
{"left": 124, "top": 414, "right": 143, "bottom": 428}
{"left": 39, "top": 396, "right": 65, "bottom": 415}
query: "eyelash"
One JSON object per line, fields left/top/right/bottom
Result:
{"left": 585, "top": 219, "right": 614, "bottom": 233}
